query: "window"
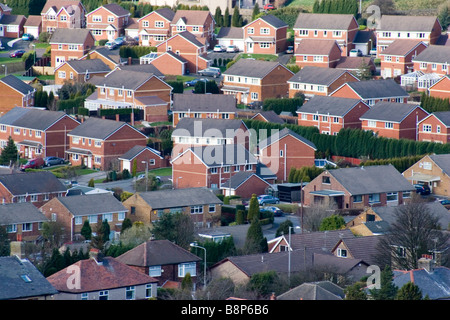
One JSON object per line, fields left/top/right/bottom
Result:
{"left": 125, "top": 286, "right": 135, "bottom": 300}
{"left": 0, "top": 125, "right": 5, "bottom": 132}
{"left": 102, "top": 213, "right": 113, "bottom": 222}
{"left": 95, "top": 140, "right": 101, "bottom": 147}
{"left": 30, "top": 195, "right": 38, "bottom": 202}
{"left": 81, "top": 293, "right": 89, "bottom": 300}
{"left": 322, "top": 116, "right": 328, "bottom": 122}
{"left": 313, "top": 56, "right": 323, "bottom": 62}
{"left": 251, "top": 92, "right": 258, "bottom": 100}
{"left": 403, "top": 191, "right": 411, "bottom": 198}
{"left": 353, "top": 195, "right": 362, "bottom": 203}
{"left": 387, "top": 192, "right": 398, "bottom": 201}
{"left": 384, "top": 55, "right": 392, "bottom": 62}
{"left": 92, "top": 16, "right": 102, "bottom": 22}
{"left": 127, "top": 90, "right": 132, "bottom": 97}
{"left": 332, "top": 31, "right": 342, "bottom": 37}
{"left": 192, "top": 26, "right": 199, "bottom": 32}
{"left": 260, "top": 42, "right": 270, "bottom": 48}
{"left": 190, "top": 206, "right": 203, "bottom": 214}
{"left": 7, "top": 224, "right": 17, "bottom": 233}
{"left": 423, "top": 124, "right": 432, "bottom": 132}
{"left": 369, "top": 193, "right": 380, "bottom": 203}
{"left": 60, "top": 15, "right": 67, "bottom": 21}
{"left": 178, "top": 262, "right": 196, "bottom": 277}
{"left": 298, "top": 29, "right": 308, "bottom": 36}
{"left": 176, "top": 25, "right": 186, "bottom": 32}
{"left": 142, "top": 20, "right": 149, "bottom": 27}
{"left": 209, "top": 204, "right": 216, "bottom": 213}
{"left": 149, "top": 266, "right": 162, "bottom": 277}
{"left": 280, "top": 149, "right": 284, "bottom": 157}
{"left": 247, "top": 27, "right": 254, "bottom": 34}
{"left": 367, "top": 120, "right": 377, "bottom": 128}
{"left": 58, "top": 71, "right": 66, "bottom": 79}
{"left": 99, "top": 291, "right": 109, "bottom": 300}
{"left": 337, "top": 248, "right": 347, "bottom": 258}
{"left": 95, "top": 156, "right": 101, "bottom": 164}
{"left": 155, "top": 21, "right": 164, "bottom": 28}
{"left": 89, "top": 215, "right": 98, "bottom": 224}
{"left": 385, "top": 122, "right": 394, "bottom": 129}
{"left": 260, "top": 28, "right": 270, "bottom": 34}
{"left": 68, "top": 44, "right": 78, "bottom": 51}
{"left": 234, "top": 165, "right": 240, "bottom": 172}
{"left": 420, "top": 62, "right": 427, "bottom": 69}
{"left": 313, "top": 115, "right": 319, "bottom": 121}
{"left": 22, "top": 223, "right": 32, "bottom": 232}
{"left": 75, "top": 216, "right": 82, "bottom": 225}
{"left": 107, "top": 16, "right": 114, "bottom": 23}
{"left": 145, "top": 284, "right": 154, "bottom": 298}
{"left": 246, "top": 164, "right": 253, "bottom": 171}
{"left": 333, "top": 117, "right": 339, "bottom": 123}
{"left": 223, "top": 166, "right": 230, "bottom": 173}
{"left": 437, "top": 125, "right": 441, "bottom": 133}
{"left": 322, "top": 176, "right": 331, "bottom": 184}
{"left": 210, "top": 167, "right": 218, "bottom": 174}
{"left": 118, "top": 212, "right": 125, "bottom": 221}
{"left": 382, "top": 32, "right": 391, "bottom": 37}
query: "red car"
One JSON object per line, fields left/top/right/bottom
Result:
{"left": 9, "top": 49, "right": 26, "bottom": 58}
{"left": 264, "top": 4, "right": 274, "bottom": 10}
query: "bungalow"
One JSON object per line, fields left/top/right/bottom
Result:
{"left": 417, "top": 111, "right": 450, "bottom": 143}
{"left": 0, "top": 13, "right": 26, "bottom": 38}
{"left": 54, "top": 59, "right": 111, "bottom": 85}
{"left": 86, "top": 3, "right": 131, "bottom": 41}
{"left": 359, "top": 102, "right": 428, "bottom": 140}
{"left": 301, "top": 165, "right": 416, "bottom": 209}
{"left": 294, "top": 39, "right": 342, "bottom": 69}
{"left": 118, "top": 145, "right": 166, "bottom": 173}
{"left": 137, "top": 7, "right": 175, "bottom": 47}
{"left": 0, "top": 75, "right": 36, "bottom": 114}
{"left": 412, "top": 45, "right": 450, "bottom": 76}
{"left": 243, "top": 15, "right": 288, "bottom": 55}
{"left": 379, "top": 40, "right": 428, "bottom": 78}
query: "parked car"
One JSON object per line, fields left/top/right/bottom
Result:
{"left": 44, "top": 156, "right": 65, "bottom": 167}
{"left": 349, "top": 49, "right": 362, "bottom": 57}
{"left": 198, "top": 67, "right": 221, "bottom": 78}
{"left": 21, "top": 157, "right": 45, "bottom": 171}
{"left": 22, "top": 33, "right": 34, "bottom": 41}
{"left": 9, "top": 49, "right": 26, "bottom": 58}
{"left": 257, "top": 195, "right": 280, "bottom": 205}
{"left": 369, "top": 48, "right": 377, "bottom": 56}
{"left": 185, "top": 78, "right": 206, "bottom": 87}
{"left": 286, "top": 45, "right": 294, "bottom": 54}
{"left": 105, "top": 41, "right": 118, "bottom": 50}
{"left": 264, "top": 4, "right": 274, "bottom": 10}
{"left": 414, "top": 184, "right": 430, "bottom": 195}
{"left": 261, "top": 206, "right": 284, "bottom": 217}
{"left": 213, "top": 45, "right": 226, "bottom": 52}
{"left": 114, "top": 37, "right": 125, "bottom": 46}
{"left": 226, "top": 45, "right": 239, "bottom": 53}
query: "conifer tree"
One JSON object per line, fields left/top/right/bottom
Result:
{"left": 0, "top": 136, "right": 18, "bottom": 166}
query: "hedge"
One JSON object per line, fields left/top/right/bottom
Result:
{"left": 119, "top": 45, "right": 156, "bottom": 59}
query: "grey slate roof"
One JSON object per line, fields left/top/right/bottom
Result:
{"left": 294, "top": 13, "right": 356, "bottom": 30}
{"left": 119, "top": 145, "right": 161, "bottom": 161}
{"left": 259, "top": 127, "right": 316, "bottom": 150}
{"left": 251, "top": 110, "right": 285, "bottom": 124}
{"left": 172, "top": 93, "right": 237, "bottom": 113}
{"left": 0, "top": 256, "right": 58, "bottom": 300}
{"left": 220, "top": 171, "right": 269, "bottom": 189}
{"left": 114, "top": 63, "right": 164, "bottom": 78}
{"left": 258, "top": 14, "right": 288, "bottom": 29}
{"left": 176, "top": 30, "right": 204, "bottom": 47}
{"left": 353, "top": 30, "right": 374, "bottom": 44}
{"left": 288, "top": 229, "right": 355, "bottom": 252}
{"left": 56, "top": 193, "right": 127, "bottom": 216}
{"left": 155, "top": 7, "right": 175, "bottom": 21}
{"left": 328, "top": 165, "right": 416, "bottom": 195}
{"left": 359, "top": 101, "right": 423, "bottom": 123}
{"left": 0, "top": 202, "right": 48, "bottom": 225}
{"left": 334, "top": 235, "right": 385, "bottom": 266}
{"left": 216, "top": 27, "right": 244, "bottom": 39}
{"left": 340, "top": 79, "right": 409, "bottom": 99}
{"left": 0, "top": 14, "right": 25, "bottom": 25}
{"left": 65, "top": 59, "right": 111, "bottom": 74}
{"left": 413, "top": 45, "right": 450, "bottom": 64}
{"left": 102, "top": 3, "right": 130, "bottom": 16}
{"left": 67, "top": 117, "right": 141, "bottom": 140}
{"left": 49, "top": 28, "right": 93, "bottom": 44}
{"left": 172, "top": 118, "right": 244, "bottom": 138}
{"left": 288, "top": 66, "right": 356, "bottom": 86}
{"left": 277, "top": 281, "right": 344, "bottom": 300}
{"left": 297, "top": 95, "right": 364, "bottom": 117}
{"left": 0, "top": 75, "right": 35, "bottom": 95}
{"left": 223, "top": 59, "right": 291, "bottom": 78}
{"left": 378, "top": 15, "right": 439, "bottom": 32}
{"left": 188, "top": 144, "right": 258, "bottom": 167}
{"left": 0, "top": 171, "right": 66, "bottom": 195}
{"left": 429, "top": 153, "right": 450, "bottom": 175}
{"left": 431, "top": 111, "right": 450, "bottom": 127}
{"left": 89, "top": 69, "right": 155, "bottom": 90}
{"left": 88, "top": 47, "right": 121, "bottom": 65}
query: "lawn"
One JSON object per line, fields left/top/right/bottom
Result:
{"left": 238, "top": 53, "right": 278, "bottom": 61}
{"left": 149, "top": 167, "right": 172, "bottom": 176}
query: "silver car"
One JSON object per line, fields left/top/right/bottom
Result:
{"left": 198, "top": 67, "right": 221, "bottom": 78}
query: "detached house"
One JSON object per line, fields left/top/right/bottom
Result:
{"left": 40, "top": 0, "right": 86, "bottom": 33}
{"left": 417, "top": 111, "right": 450, "bottom": 143}
{"left": 86, "top": 3, "right": 131, "bottom": 41}
{"left": 293, "top": 13, "right": 359, "bottom": 56}
{"left": 379, "top": 40, "right": 428, "bottom": 78}
{"left": 360, "top": 102, "right": 428, "bottom": 140}
{"left": 138, "top": 7, "right": 175, "bottom": 47}
{"left": 412, "top": 45, "right": 450, "bottom": 76}
{"left": 66, "top": 117, "right": 147, "bottom": 170}
{"left": 294, "top": 39, "right": 342, "bottom": 69}
{"left": 0, "top": 107, "right": 80, "bottom": 159}
{"left": 221, "top": 59, "right": 293, "bottom": 104}
{"left": 243, "top": 15, "right": 288, "bottom": 55}
{"left": 0, "top": 75, "right": 35, "bottom": 114}
{"left": 170, "top": 10, "right": 215, "bottom": 48}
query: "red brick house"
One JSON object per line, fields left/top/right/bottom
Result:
{"left": 170, "top": 10, "right": 215, "bottom": 48}
{"left": 297, "top": 95, "right": 370, "bottom": 135}
{"left": 380, "top": 40, "right": 428, "bottom": 78}
{"left": 417, "top": 111, "right": 450, "bottom": 144}
{"left": 293, "top": 13, "right": 359, "bottom": 57}
{"left": 294, "top": 39, "right": 342, "bottom": 69}
{"left": 428, "top": 75, "right": 450, "bottom": 99}
{"left": 221, "top": 59, "right": 293, "bottom": 104}
{"left": 412, "top": 45, "right": 450, "bottom": 77}
{"left": 86, "top": 3, "right": 131, "bottom": 41}
{"left": 66, "top": 117, "right": 148, "bottom": 170}
{"left": 221, "top": 171, "right": 272, "bottom": 199}
{"left": 40, "top": 0, "right": 86, "bottom": 33}
{"left": 118, "top": 145, "right": 166, "bottom": 173}
{"left": 54, "top": 58, "right": 111, "bottom": 85}
{"left": 360, "top": 102, "right": 428, "bottom": 140}
{"left": 138, "top": 7, "right": 175, "bottom": 47}
{"left": 258, "top": 128, "right": 316, "bottom": 182}
{"left": 0, "top": 107, "right": 80, "bottom": 159}
{"left": 49, "top": 28, "right": 95, "bottom": 69}
{"left": 0, "top": 13, "right": 26, "bottom": 38}
{"left": 0, "top": 75, "right": 35, "bottom": 115}
{"left": 243, "top": 15, "right": 288, "bottom": 55}
{"left": 288, "top": 66, "right": 359, "bottom": 98}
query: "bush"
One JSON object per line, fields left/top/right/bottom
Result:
{"left": 98, "top": 39, "right": 108, "bottom": 46}
{"left": 39, "top": 32, "right": 50, "bottom": 43}
{"left": 119, "top": 45, "right": 156, "bottom": 58}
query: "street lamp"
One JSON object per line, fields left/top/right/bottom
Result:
{"left": 190, "top": 242, "right": 207, "bottom": 289}
{"left": 2, "top": 64, "right": 6, "bottom": 77}
{"left": 31, "top": 44, "right": 36, "bottom": 64}
{"left": 288, "top": 225, "right": 301, "bottom": 285}
{"left": 141, "top": 160, "right": 148, "bottom": 192}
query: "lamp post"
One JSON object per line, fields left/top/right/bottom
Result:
{"left": 190, "top": 242, "right": 207, "bottom": 289}
{"left": 31, "top": 44, "right": 36, "bottom": 65}
{"left": 288, "top": 225, "right": 301, "bottom": 285}
{"left": 2, "top": 64, "right": 6, "bottom": 77}
{"left": 141, "top": 160, "right": 148, "bottom": 192}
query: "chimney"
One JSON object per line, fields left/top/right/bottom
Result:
{"left": 418, "top": 254, "right": 434, "bottom": 272}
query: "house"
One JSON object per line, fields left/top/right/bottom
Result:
{"left": 116, "top": 239, "right": 202, "bottom": 287}
{"left": 86, "top": 69, "right": 172, "bottom": 122}
{"left": 65, "top": 117, "right": 147, "bottom": 170}
{"left": 47, "top": 252, "right": 158, "bottom": 300}
{"left": 49, "top": 28, "right": 96, "bottom": 69}
{"left": 0, "top": 75, "right": 36, "bottom": 114}
{"left": 330, "top": 79, "right": 410, "bottom": 106}
{"left": 170, "top": 10, "right": 215, "bottom": 48}
{"left": 417, "top": 111, "right": 450, "bottom": 143}
{"left": 403, "top": 153, "right": 450, "bottom": 196}
{"left": 250, "top": 110, "right": 284, "bottom": 125}
{"left": 0, "top": 107, "right": 80, "bottom": 159}
{"left": 80, "top": 47, "right": 125, "bottom": 70}
{"left": 171, "top": 93, "right": 238, "bottom": 126}
{"left": 137, "top": 7, "right": 175, "bottom": 47}
{"left": 0, "top": 256, "right": 58, "bottom": 300}
{"left": 145, "top": 51, "right": 188, "bottom": 75}
{"left": 23, "top": 15, "right": 42, "bottom": 39}
{"left": 330, "top": 235, "right": 385, "bottom": 266}
{"left": 171, "top": 144, "right": 258, "bottom": 190}
{"left": 276, "top": 281, "right": 345, "bottom": 300}
{"left": 0, "top": 13, "right": 26, "bottom": 38}
{"left": 0, "top": 202, "right": 48, "bottom": 242}
{"left": 296, "top": 95, "right": 370, "bottom": 135}
{"left": 122, "top": 188, "right": 222, "bottom": 228}
{"left": 294, "top": 39, "right": 342, "bottom": 69}
{"left": 288, "top": 66, "right": 360, "bottom": 98}
{"left": 375, "top": 15, "right": 442, "bottom": 54}
{"left": 40, "top": 193, "right": 128, "bottom": 242}
{"left": 301, "top": 165, "right": 416, "bottom": 209}
{"left": 258, "top": 127, "right": 316, "bottom": 182}
{"left": 379, "top": 40, "right": 428, "bottom": 78}
{"left": 359, "top": 101, "right": 428, "bottom": 140}
{"left": 0, "top": 171, "right": 67, "bottom": 207}
{"left": 220, "top": 171, "right": 272, "bottom": 199}
{"left": 221, "top": 59, "right": 294, "bottom": 104}
{"left": 40, "top": 0, "right": 86, "bottom": 33}
{"left": 154, "top": 31, "right": 209, "bottom": 75}
{"left": 293, "top": 13, "right": 359, "bottom": 56}
{"left": 54, "top": 59, "right": 112, "bottom": 85}
{"left": 86, "top": 3, "right": 131, "bottom": 41}
{"left": 428, "top": 75, "right": 450, "bottom": 99}
{"left": 242, "top": 15, "right": 288, "bottom": 55}
{"left": 412, "top": 45, "right": 450, "bottom": 76}
{"left": 216, "top": 27, "right": 244, "bottom": 52}
{"left": 118, "top": 145, "right": 166, "bottom": 173}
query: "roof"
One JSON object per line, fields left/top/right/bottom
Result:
{"left": 259, "top": 127, "right": 316, "bottom": 150}
{"left": 41, "top": 0, "right": 82, "bottom": 14}
{"left": 277, "top": 281, "right": 344, "bottom": 300}
{"left": 0, "top": 107, "right": 77, "bottom": 131}
{"left": 24, "top": 15, "right": 42, "bottom": 27}
{"left": 101, "top": 3, "right": 130, "bottom": 16}
{"left": 0, "top": 202, "right": 48, "bottom": 225}
{"left": 220, "top": 171, "right": 270, "bottom": 189}
{"left": 283, "top": 229, "right": 355, "bottom": 252}
{"left": 335, "top": 79, "right": 409, "bottom": 99}
{"left": 155, "top": 7, "right": 175, "bottom": 21}
{"left": 119, "top": 145, "right": 161, "bottom": 161}
{"left": 353, "top": 30, "right": 374, "bottom": 44}
{"left": 430, "top": 153, "right": 450, "bottom": 175}
{"left": 49, "top": 28, "right": 93, "bottom": 44}
{"left": 380, "top": 39, "right": 426, "bottom": 56}
{"left": 0, "top": 75, "right": 35, "bottom": 95}
{"left": 64, "top": 59, "right": 111, "bottom": 74}
{"left": 171, "top": 9, "right": 211, "bottom": 26}
{"left": 288, "top": 66, "right": 357, "bottom": 86}
{"left": 332, "top": 235, "right": 385, "bottom": 265}
{"left": 223, "top": 59, "right": 292, "bottom": 78}
{"left": 86, "top": 47, "right": 122, "bottom": 65}
{"left": 114, "top": 63, "right": 164, "bottom": 78}
{"left": 173, "top": 30, "right": 205, "bottom": 47}
{"left": 172, "top": 118, "right": 245, "bottom": 138}
{"left": 134, "top": 95, "right": 167, "bottom": 106}
{"left": 295, "top": 39, "right": 341, "bottom": 55}
{"left": 0, "top": 171, "right": 66, "bottom": 195}
{"left": 55, "top": 193, "right": 127, "bottom": 216}
{"left": 294, "top": 13, "right": 356, "bottom": 30}
{"left": 413, "top": 45, "right": 450, "bottom": 64}
{"left": 378, "top": 15, "right": 439, "bottom": 32}
{"left": 67, "top": 117, "right": 143, "bottom": 140}
{"left": 47, "top": 257, "right": 157, "bottom": 293}
{"left": 297, "top": 95, "right": 364, "bottom": 117}
{"left": 116, "top": 239, "right": 202, "bottom": 267}
{"left": 250, "top": 14, "right": 287, "bottom": 29}
{"left": 251, "top": 110, "right": 284, "bottom": 124}
{"left": 359, "top": 101, "right": 424, "bottom": 123}
{"left": 217, "top": 27, "right": 243, "bottom": 39}
{"left": 328, "top": 165, "right": 416, "bottom": 195}
{"left": 0, "top": 14, "right": 25, "bottom": 25}
{"left": 0, "top": 256, "right": 58, "bottom": 300}
{"left": 89, "top": 69, "right": 155, "bottom": 90}
{"left": 335, "top": 56, "right": 376, "bottom": 71}
{"left": 172, "top": 93, "right": 237, "bottom": 113}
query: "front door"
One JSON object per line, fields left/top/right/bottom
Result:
{"left": 247, "top": 42, "right": 253, "bottom": 53}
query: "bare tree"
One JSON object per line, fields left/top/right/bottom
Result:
{"left": 302, "top": 202, "right": 336, "bottom": 232}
